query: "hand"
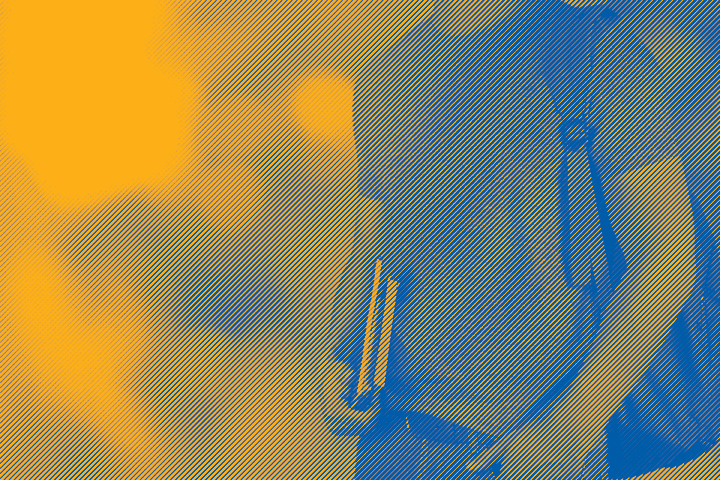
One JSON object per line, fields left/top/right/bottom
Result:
{"left": 467, "top": 406, "right": 602, "bottom": 480}
{"left": 642, "top": 440, "right": 720, "bottom": 480}
{"left": 323, "top": 364, "right": 381, "bottom": 437}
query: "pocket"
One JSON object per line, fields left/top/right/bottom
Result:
{"left": 355, "top": 412, "right": 423, "bottom": 480}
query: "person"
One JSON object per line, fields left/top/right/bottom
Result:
{"left": 324, "top": 0, "right": 720, "bottom": 478}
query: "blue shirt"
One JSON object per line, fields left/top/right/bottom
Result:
{"left": 334, "top": 0, "right": 720, "bottom": 446}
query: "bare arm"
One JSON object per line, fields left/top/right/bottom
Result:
{"left": 552, "top": 153, "right": 696, "bottom": 454}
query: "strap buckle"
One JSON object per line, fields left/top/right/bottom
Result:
{"left": 559, "top": 118, "right": 595, "bottom": 153}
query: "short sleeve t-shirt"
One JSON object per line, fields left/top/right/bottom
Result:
{"left": 334, "top": 0, "right": 718, "bottom": 442}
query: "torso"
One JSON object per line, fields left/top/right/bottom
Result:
{"left": 340, "top": 0, "right": 717, "bottom": 437}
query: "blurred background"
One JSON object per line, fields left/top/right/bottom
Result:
{"left": 0, "top": 0, "right": 430, "bottom": 478}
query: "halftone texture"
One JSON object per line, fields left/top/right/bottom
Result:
{"left": 339, "top": 0, "right": 720, "bottom": 479}
{"left": 0, "top": 1, "right": 719, "bottom": 480}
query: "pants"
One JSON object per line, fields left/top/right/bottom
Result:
{"left": 354, "top": 411, "right": 491, "bottom": 480}
{"left": 354, "top": 410, "right": 610, "bottom": 480}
